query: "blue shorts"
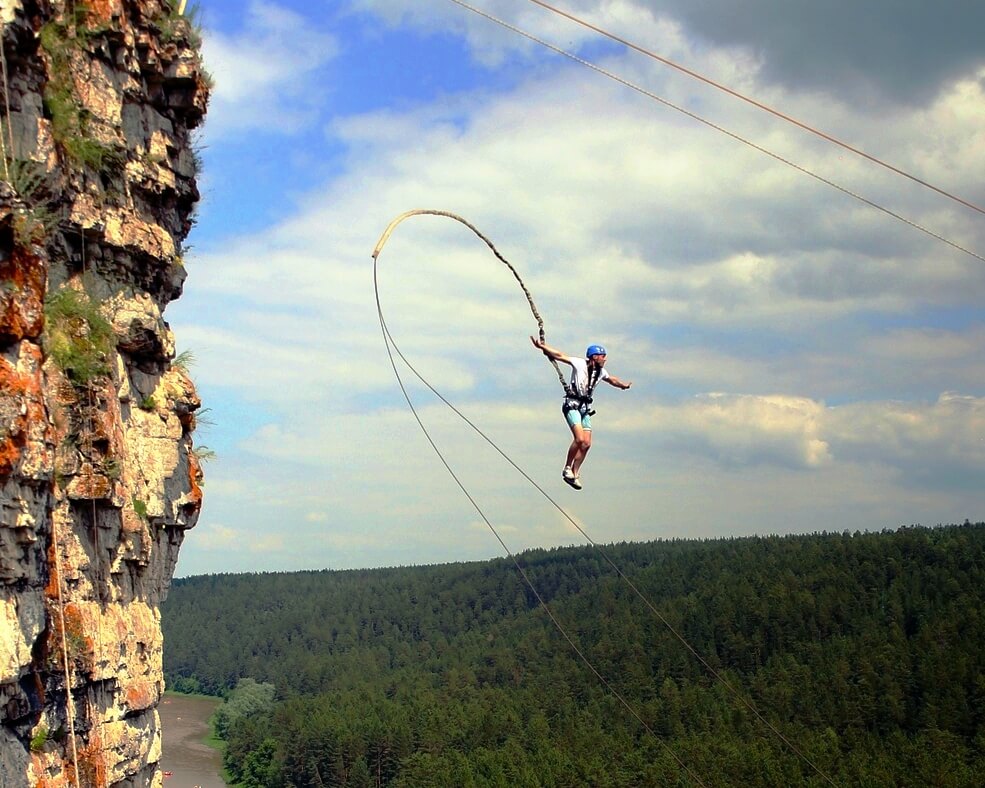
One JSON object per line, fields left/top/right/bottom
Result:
{"left": 564, "top": 408, "right": 592, "bottom": 431}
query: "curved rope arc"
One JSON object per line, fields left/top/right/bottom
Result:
{"left": 373, "top": 209, "right": 571, "bottom": 392}
{"left": 373, "top": 218, "right": 708, "bottom": 787}
{"left": 372, "top": 210, "right": 838, "bottom": 786}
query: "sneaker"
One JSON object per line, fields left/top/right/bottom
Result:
{"left": 571, "top": 475, "right": 583, "bottom": 490}
{"left": 562, "top": 466, "right": 575, "bottom": 481}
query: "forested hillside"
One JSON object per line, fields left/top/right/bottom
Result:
{"left": 162, "top": 523, "right": 985, "bottom": 786}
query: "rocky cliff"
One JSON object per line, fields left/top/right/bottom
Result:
{"left": 0, "top": 1, "right": 208, "bottom": 785}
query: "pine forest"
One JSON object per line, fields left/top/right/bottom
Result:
{"left": 162, "top": 522, "right": 985, "bottom": 786}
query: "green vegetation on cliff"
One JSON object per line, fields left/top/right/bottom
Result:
{"left": 43, "top": 287, "right": 115, "bottom": 384}
{"left": 163, "top": 523, "right": 985, "bottom": 786}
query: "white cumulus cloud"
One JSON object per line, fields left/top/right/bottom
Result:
{"left": 201, "top": 1, "right": 339, "bottom": 136}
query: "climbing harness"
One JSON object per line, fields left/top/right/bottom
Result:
{"left": 560, "top": 346, "right": 608, "bottom": 418}
{"left": 561, "top": 361, "right": 602, "bottom": 419}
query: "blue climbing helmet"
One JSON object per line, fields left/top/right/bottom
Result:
{"left": 586, "top": 344, "right": 607, "bottom": 358}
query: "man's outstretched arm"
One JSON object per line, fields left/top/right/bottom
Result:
{"left": 530, "top": 336, "right": 572, "bottom": 365}
{"left": 605, "top": 374, "right": 632, "bottom": 390}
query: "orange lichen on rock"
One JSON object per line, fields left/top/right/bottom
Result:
{"left": 1, "top": 343, "right": 49, "bottom": 482}
{"left": 125, "top": 679, "right": 157, "bottom": 712}
{"left": 49, "top": 603, "right": 95, "bottom": 674}
{"left": 73, "top": 734, "right": 108, "bottom": 788}
{"left": 186, "top": 450, "right": 203, "bottom": 512}
{"left": 66, "top": 462, "right": 115, "bottom": 502}
{"left": 0, "top": 357, "right": 32, "bottom": 477}
{"left": 44, "top": 537, "right": 62, "bottom": 602}
{"left": 29, "top": 752, "right": 70, "bottom": 788}
{"left": 0, "top": 246, "right": 46, "bottom": 343}
{"left": 84, "top": 0, "right": 120, "bottom": 23}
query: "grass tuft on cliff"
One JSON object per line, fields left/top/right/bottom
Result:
{"left": 39, "top": 10, "right": 124, "bottom": 172}
{"left": 3, "top": 158, "right": 59, "bottom": 245}
{"left": 43, "top": 288, "right": 115, "bottom": 384}
{"left": 158, "top": 1, "right": 205, "bottom": 48}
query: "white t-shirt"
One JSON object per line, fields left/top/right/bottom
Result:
{"left": 564, "top": 356, "right": 610, "bottom": 397}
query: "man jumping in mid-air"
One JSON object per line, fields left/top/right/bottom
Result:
{"left": 530, "top": 337, "right": 632, "bottom": 490}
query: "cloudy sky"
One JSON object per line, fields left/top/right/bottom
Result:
{"left": 167, "top": 0, "right": 985, "bottom": 577}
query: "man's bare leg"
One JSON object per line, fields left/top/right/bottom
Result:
{"left": 567, "top": 425, "right": 592, "bottom": 476}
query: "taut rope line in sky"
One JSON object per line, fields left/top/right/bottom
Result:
{"left": 372, "top": 210, "right": 839, "bottom": 787}
{"left": 523, "top": 0, "right": 985, "bottom": 218}
{"left": 446, "top": 0, "right": 985, "bottom": 265}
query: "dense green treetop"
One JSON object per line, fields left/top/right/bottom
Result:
{"left": 163, "top": 523, "right": 985, "bottom": 786}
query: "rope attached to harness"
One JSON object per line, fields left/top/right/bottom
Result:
{"left": 563, "top": 362, "right": 601, "bottom": 417}
{"left": 371, "top": 209, "right": 837, "bottom": 787}
{"left": 371, "top": 209, "right": 574, "bottom": 397}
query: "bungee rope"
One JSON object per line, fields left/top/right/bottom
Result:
{"left": 372, "top": 209, "right": 575, "bottom": 399}
{"left": 372, "top": 210, "right": 838, "bottom": 786}
{"left": 373, "top": 210, "right": 708, "bottom": 786}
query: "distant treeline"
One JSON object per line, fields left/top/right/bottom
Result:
{"left": 162, "top": 523, "right": 985, "bottom": 786}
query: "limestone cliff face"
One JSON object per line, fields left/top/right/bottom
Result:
{"left": 0, "top": 1, "right": 208, "bottom": 785}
